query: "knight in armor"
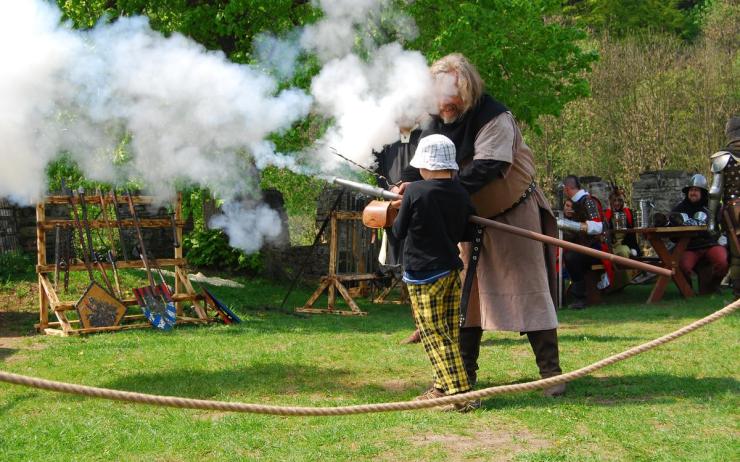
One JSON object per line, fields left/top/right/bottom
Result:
{"left": 708, "top": 115, "right": 740, "bottom": 297}
{"left": 558, "top": 175, "right": 606, "bottom": 309}
{"left": 671, "top": 174, "right": 728, "bottom": 294}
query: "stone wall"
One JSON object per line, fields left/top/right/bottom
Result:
{"left": 631, "top": 170, "right": 695, "bottom": 225}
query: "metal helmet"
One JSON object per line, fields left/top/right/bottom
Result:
{"left": 726, "top": 115, "right": 740, "bottom": 143}
{"left": 682, "top": 173, "right": 708, "bottom": 194}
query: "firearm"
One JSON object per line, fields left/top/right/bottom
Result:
{"left": 330, "top": 177, "right": 672, "bottom": 277}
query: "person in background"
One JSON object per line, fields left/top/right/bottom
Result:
{"left": 390, "top": 134, "right": 478, "bottom": 412}
{"left": 708, "top": 115, "right": 740, "bottom": 297}
{"left": 558, "top": 175, "right": 606, "bottom": 308}
{"left": 604, "top": 189, "right": 639, "bottom": 259}
{"left": 671, "top": 174, "right": 728, "bottom": 294}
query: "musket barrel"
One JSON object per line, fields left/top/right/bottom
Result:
{"left": 331, "top": 177, "right": 672, "bottom": 277}
{"left": 331, "top": 177, "right": 401, "bottom": 201}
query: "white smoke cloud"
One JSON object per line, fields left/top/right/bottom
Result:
{"left": 209, "top": 202, "right": 283, "bottom": 254}
{"left": 296, "top": 0, "right": 434, "bottom": 171}
{"left": 254, "top": 31, "right": 303, "bottom": 81}
{"left": 0, "top": 1, "right": 314, "bottom": 253}
{"left": 0, "top": 1, "right": 81, "bottom": 204}
{"left": 310, "top": 42, "right": 435, "bottom": 169}
{"left": 0, "top": 0, "right": 436, "bottom": 254}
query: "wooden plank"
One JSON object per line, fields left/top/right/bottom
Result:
{"left": 334, "top": 211, "right": 362, "bottom": 220}
{"left": 45, "top": 195, "right": 157, "bottom": 205}
{"left": 294, "top": 308, "right": 368, "bottom": 316}
{"left": 39, "top": 218, "right": 182, "bottom": 231}
{"left": 39, "top": 317, "right": 211, "bottom": 334}
{"left": 300, "top": 278, "right": 331, "bottom": 309}
{"left": 40, "top": 314, "right": 149, "bottom": 327}
{"left": 174, "top": 266, "right": 208, "bottom": 319}
{"left": 38, "top": 274, "right": 60, "bottom": 305}
{"left": 174, "top": 193, "right": 184, "bottom": 313}
{"left": 333, "top": 279, "right": 365, "bottom": 314}
{"left": 52, "top": 292, "right": 203, "bottom": 311}
{"left": 53, "top": 310, "right": 73, "bottom": 333}
{"left": 37, "top": 258, "right": 188, "bottom": 274}
{"left": 36, "top": 203, "right": 48, "bottom": 329}
{"left": 43, "top": 328, "right": 69, "bottom": 337}
{"left": 328, "top": 213, "right": 338, "bottom": 308}
{"left": 335, "top": 273, "right": 381, "bottom": 282}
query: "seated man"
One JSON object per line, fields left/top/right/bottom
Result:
{"left": 604, "top": 189, "right": 640, "bottom": 259}
{"left": 557, "top": 175, "right": 605, "bottom": 309}
{"left": 671, "top": 174, "right": 729, "bottom": 294}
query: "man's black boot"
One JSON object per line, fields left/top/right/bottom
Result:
{"left": 459, "top": 326, "right": 483, "bottom": 387}
{"left": 527, "top": 329, "right": 566, "bottom": 397}
{"left": 568, "top": 281, "right": 586, "bottom": 309}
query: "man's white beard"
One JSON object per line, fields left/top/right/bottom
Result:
{"left": 441, "top": 112, "right": 461, "bottom": 124}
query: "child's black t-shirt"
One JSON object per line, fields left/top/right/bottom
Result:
{"left": 391, "top": 178, "right": 475, "bottom": 273}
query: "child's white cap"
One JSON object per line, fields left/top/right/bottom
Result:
{"left": 410, "top": 134, "right": 458, "bottom": 171}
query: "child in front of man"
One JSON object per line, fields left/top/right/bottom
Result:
{"left": 391, "top": 134, "right": 478, "bottom": 412}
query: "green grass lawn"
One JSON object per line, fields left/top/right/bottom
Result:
{"left": 0, "top": 270, "right": 738, "bottom": 461}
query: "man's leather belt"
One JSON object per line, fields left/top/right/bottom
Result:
{"left": 491, "top": 181, "right": 537, "bottom": 219}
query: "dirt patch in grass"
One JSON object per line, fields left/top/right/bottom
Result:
{"left": 0, "top": 308, "right": 45, "bottom": 362}
{"left": 191, "top": 411, "right": 230, "bottom": 422}
{"left": 409, "top": 428, "right": 551, "bottom": 461}
{"left": 0, "top": 312, "right": 38, "bottom": 339}
{"left": 380, "top": 379, "right": 414, "bottom": 392}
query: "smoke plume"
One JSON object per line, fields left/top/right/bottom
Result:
{"left": 1, "top": 0, "right": 435, "bottom": 253}
{"left": 0, "top": 1, "right": 312, "bottom": 252}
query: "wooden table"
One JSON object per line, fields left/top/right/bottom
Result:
{"left": 622, "top": 226, "right": 709, "bottom": 303}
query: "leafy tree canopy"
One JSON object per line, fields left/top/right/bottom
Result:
{"left": 58, "top": 0, "right": 316, "bottom": 64}
{"left": 403, "top": 0, "right": 598, "bottom": 125}
{"left": 562, "top": 0, "right": 707, "bottom": 40}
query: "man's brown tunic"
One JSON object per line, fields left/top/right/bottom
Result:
{"left": 460, "top": 112, "right": 558, "bottom": 332}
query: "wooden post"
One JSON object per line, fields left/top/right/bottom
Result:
{"left": 174, "top": 193, "right": 184, "bottom": 315}
{"left": 328, "top": 212, "right": 337, "bottom": 309}
{"left": 36, "top": 202, "right": 48, "bottom": 330}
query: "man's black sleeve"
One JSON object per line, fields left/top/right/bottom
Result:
{"left": 458, "top": 159, "right": 510, "bottom": 194}
{"left": 373, "top": 149, "right": 391, "bottom": 189}
{"left": 460, "top": 204, "right": 478, "bottom": 242}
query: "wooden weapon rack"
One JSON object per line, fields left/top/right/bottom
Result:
{"left": 295, "top": 210, "right": 407, "bottom": 316}
{"left": 36, "top": 193, "right": 212, "bottom": 336}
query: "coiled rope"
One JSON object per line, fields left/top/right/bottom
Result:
{"left": 1, "top": 298, "right": 737, "bottom": 416}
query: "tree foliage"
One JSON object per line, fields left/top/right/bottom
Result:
{"left": 404, "top": 0, "right": 598, "bottom": 126}
{"left": 562, "top": 0, "right": 707, "bottom": 40}
{"left": 58, "top": 0, "right": 316, "bottom": 63}
{"left": 527, "top": 0, "right": 739, "bottom": 201}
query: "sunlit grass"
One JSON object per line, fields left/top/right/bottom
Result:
{"left": 0, "top": 273, "right": 737, "bottom": 461}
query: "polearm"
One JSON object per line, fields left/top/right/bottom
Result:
{"left": 331, "top": 177, "right": 673, "bottom": 277}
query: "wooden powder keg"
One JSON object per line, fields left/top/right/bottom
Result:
{"left": 362, "top": 200, "right": 397, "bottom": 229}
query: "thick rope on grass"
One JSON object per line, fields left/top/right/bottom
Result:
{"left": 1, "top": 298, "right": 737, "bottom": 416}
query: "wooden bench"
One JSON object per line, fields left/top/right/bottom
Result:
{"left": 586, "top": 263, "right": 631, "bottom": 305}
{"left": 585, "top": 265, "right": 605, "bottom": 305}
